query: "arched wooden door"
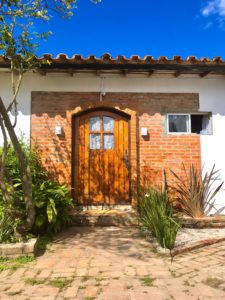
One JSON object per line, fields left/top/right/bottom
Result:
{"left": 73, "top": 109, "right": 130, "bottom": 205}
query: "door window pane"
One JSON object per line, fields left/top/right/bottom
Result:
{"left": 90, "top": 134, "right": 100, "bottom": 149}
{"left": 90, "top": 117, "right": 100, "bottom": 131}
{"left": 103, "top": 116, "right": 114, "bottom": 132}
{"left": 168, "top": 115, "right": 189, "bottom": 133}
{"left": 103, "top": 134, "right": 114, "bottom": 149}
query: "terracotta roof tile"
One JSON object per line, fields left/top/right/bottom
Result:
{"left": 0, "top": 54, "right": 224, "bottom": 75}
{"left": 0, "top": 53, "right": 224, "bottom": 65}
{"left": 173, "top": 56, "right": 182, "bottom": 62}
{"left": 213, "top": 57, "right": 223, "bottom": 63}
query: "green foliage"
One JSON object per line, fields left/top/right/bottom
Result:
{"left": 139, "top": 276, "right": 155, "bottom": 287}
{"left": 0, "top": 1, "right": 101, "bottom": 69}
{"left": 0, "top": 0, "right": 100, "bottom": 237}
{"left": 171, "top": 164, "right": 224, "bottom": 218}
{"left": 25, "top": 278, "right": 73, "bottom": 291}
{"left": 0, "top": 212, "right": 17, "bottom": 243}
{"left": 49, "top": 279, "right": 73, "bottom": 291}
{"left": 24, "top": 278, "right": 45, "bottom": 285}
{"left": 33, "top": 180, "right": 74, "bottom": 233}
{"left": 138, "top": 188, "right": 180, "bottom": 250}
{"left": 0, "top": 257, "right": 9, "bottom": 263}
{"left": 0, "top": 1, "right": 77, "bottom": 70}
{"left": 0, "top": 141, "right": 74, "bottom": 236}
{"left": 14, "top": 255, "right": 35, "bottom": 264}
{"left": 0, "top": 255, "right": 35, "bottom": 273}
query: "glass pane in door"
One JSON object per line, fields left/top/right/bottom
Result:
{"left": 103, "top": 134, "right": 114, "bottom": 149}
{"left": 103, "top": 116, "right": 114, "bottom": 132}
{"left": 90, "top": 117, "right": 100, "bottom": 131}
{"left": 90, "top": 134, "right": 101, "bottom": 149}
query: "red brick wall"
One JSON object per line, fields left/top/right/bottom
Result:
{"left": 31, "top": 92, "right": 201, "bottom": 205}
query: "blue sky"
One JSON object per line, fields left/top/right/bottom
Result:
{"left": 37, "top": 0, "right": 225, "bottom": 59}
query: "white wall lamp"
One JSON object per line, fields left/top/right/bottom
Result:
{"left": 141, "top": 127, "right": 148, "bottom": 136}
{"left": 55, "top": 126, "right": 62, "bottom": 135}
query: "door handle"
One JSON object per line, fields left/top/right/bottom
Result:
{"left": 124, "top": 149, "right": 129, "bottom": 167}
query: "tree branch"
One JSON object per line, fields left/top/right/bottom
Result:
{"left": 7, "top": 71, "right": 23, "bottom": 113}
{"left": 0, "top": 115, "right": 11, "bottom": 204}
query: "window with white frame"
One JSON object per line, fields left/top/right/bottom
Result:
{"left": 167, "top": 113, "right": 211, "bottom": 134}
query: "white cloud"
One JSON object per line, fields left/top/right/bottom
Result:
{"left": 202, "top": 0, "right": 225, "bottom": 17}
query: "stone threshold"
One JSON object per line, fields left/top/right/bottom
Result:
{"left": 70, "top": 209, "right": 139, "bottom": 226}
{"left": 0, "top": 238, "right": 38, "bottom": 257}
{"left": 75, "top": 205, "right": 133, "bottom": 211}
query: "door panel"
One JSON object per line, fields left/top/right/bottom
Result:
{"left": 73, "top": 110, "right": 130, "bottom": 205}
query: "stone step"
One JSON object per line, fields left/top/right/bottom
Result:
{"left": 70, "top": 209, "right": 139, "bottom": 226}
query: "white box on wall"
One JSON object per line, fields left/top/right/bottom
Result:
{"left": 55, "top": 126, "right": 62, "bottom": 135}
{"left": 141, "top": 127, "right": 148, "bottom": 136}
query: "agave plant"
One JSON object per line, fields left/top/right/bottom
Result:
{"left": 171, "top": 164, "right": 224, "bottom": 218}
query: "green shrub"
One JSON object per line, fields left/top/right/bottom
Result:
{"left": 138, "top": 188, "right": 180, "bottom": 250}
{"left": 0, "top": 140, "right": 74, "bottom": 236}
{"left": 33, "top": 180, "right": 74, "bottom": 233}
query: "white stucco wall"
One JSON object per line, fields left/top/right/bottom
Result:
{"left": 0, "top": 72, "right": 224, "bottom": 211}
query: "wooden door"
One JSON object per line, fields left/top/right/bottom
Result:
{"left": 73, "top": 110, "right": 130, "bottom": 205}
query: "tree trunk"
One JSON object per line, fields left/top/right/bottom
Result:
{"left": 0, "top": 96, "right": 35, "bottom": 234}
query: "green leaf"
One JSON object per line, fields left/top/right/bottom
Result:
{"left": 35, "top": 214, "right": 46, "bottom": 228}
{"left": 34, "top": 200, "right": 45, "bottom": 208}
{"left": 47, "top": 202, "right": 53, "bottom": 223}
{"left": 13, "top": 182, "right": 22, "bottom": 188}
{"left": 49, "top": 198, "right": 57, "bottom": 216}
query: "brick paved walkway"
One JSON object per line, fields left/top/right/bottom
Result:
{"left": 0, "top": 226, "right": 225, "bottom": 299}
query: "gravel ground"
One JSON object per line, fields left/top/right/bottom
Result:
{"left": 175, "top": 227, "right": 225, "bottom": 247}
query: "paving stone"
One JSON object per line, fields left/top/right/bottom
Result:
{"left": 7, "top": 282, "right": 25, "bottom": 295}
{"left": 24, "top": 269, "right": 40, "bottom": 278}
{"left": 51, "top": 272, "right": 74, "bottom": 279}
{"left": 64, "top": 286, "right": 78, "bottom": 298}
{"left": 84, "top": 285, "right": 99, "bottom": 298}
{"left": 76, "top": 268, "right": 87, "bottom": 276}
{"left": 10, "top": 268, "right": 26, "bottom": 279}
{"left": 23, "top": 285, "right": 38, "bottom": 295}
{"left": 36, "top": 269, "right": 51, "bottom": 279}
{"left": 124, "top": 267, "right": 136, "bottom": 276}
{"left": 136, "top": 266, "right": 149, "bottom": 276}
{"left": 0, "top": 270, "right": 11, "bottom": 279}
{"left": 32, "top": 285, "right": 59, "bottom": 296}
{"left": 88, "top": 267, "right": 99, "bottom": 276}
{"left": 0, "top": 294, "right": 12, "bottom": 300}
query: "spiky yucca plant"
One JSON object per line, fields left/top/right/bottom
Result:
{"left": 171, "top": 164, "right": 224, "bottom": 218}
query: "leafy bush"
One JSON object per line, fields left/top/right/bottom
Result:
{"left": 33, "top": 180, "right": 74, "bottom": 233}
{"left": 0, "top": 141, "right": 74, "bottom": 236}
{"left": 138, "top": 188, "right": 180, "bottom": 250}
{"left": 171, "top": 164, "right": 224, "bottom": 218}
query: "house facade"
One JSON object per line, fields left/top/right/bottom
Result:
{"left": 0, "top": 54, "right": 225, "bottom": 210}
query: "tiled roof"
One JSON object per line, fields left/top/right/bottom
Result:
{"left": 0, "top": 54, "right": 225, "bottom": 76}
